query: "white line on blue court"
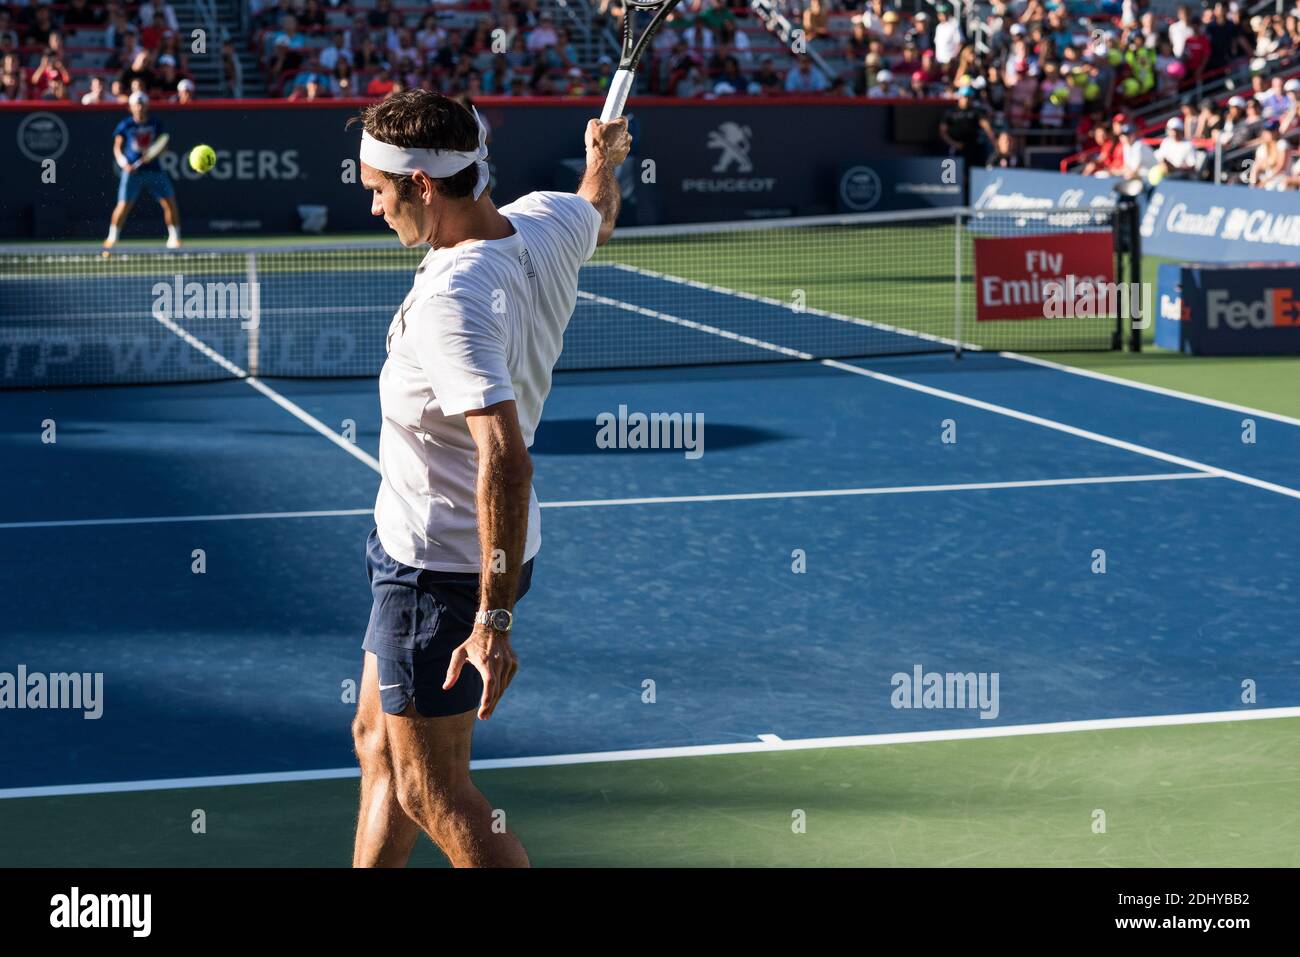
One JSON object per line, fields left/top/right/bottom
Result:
{"left": 574, "top": 285, "right": 1300, "bottom": 502}
{"left": 820, "top": 358, "right": 1300, "bottom": 502}
{"left": 610, "top": 258, "right": 1300, "bottom": 429}
{"left": 0, "top": 472, "right": 1217, "bottom": 530}
{"left": 1001, "top": 351, "right": 1300, "bottom": 428}
{"left": 148, "top": 307, "right": 382, "bottom": 474}
{"left": 3, "top": 706, "right": 1297, "bottom": 801}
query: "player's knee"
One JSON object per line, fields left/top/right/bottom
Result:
{"left": 351, "top": 713, "right": 385, "bottom": 765}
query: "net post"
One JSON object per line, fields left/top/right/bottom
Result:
{"left": 1124, "top": 199, "right": 1143, "bottom": 353}
{"left": 1111, "top": 207, "right": 1124, "bottom": 352}
{"left": 245, "top": 251, "right": 261, "bottom": 376}
{"left": 953, "top": 210, "right": 963, "bottom": 360}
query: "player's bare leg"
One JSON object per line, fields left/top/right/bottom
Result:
{"left": 387, "top": 706, "right": 528, "bottom": 868}
{"left": 352, "top": 652, "right": 421, "bottom": 867}
{"left": 103, "top": 200, "right": 133, "bottom": 256}
{"left": 160, "top": 197, "right": 181, "bottom": 249}
{"left": 353, "top": 659, "right": 528, "bottom": 867}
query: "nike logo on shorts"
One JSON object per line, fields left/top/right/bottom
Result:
{"left": 378, "top": 683, "right": 403, "bottom": 691}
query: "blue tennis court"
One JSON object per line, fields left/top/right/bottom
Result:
{"left": 2, "top": 340, "right": 1298, "bottom": 792}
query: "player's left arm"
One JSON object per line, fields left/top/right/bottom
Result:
{"left": 444, "top": 401, "right": 533, "bottom": 719}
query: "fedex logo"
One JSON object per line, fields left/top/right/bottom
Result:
{"left": 1159, "top": 293, "right": 1183, "bottom": 321}
{"left": 1206, "top": 288, "right": 1300, "bottom": 329}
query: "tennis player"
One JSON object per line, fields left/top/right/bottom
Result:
{"left": 104, "top": 91, "right": 181, "bottom": 254}
{"left": 350, "top": 90, "right": 629, "bottom": 868}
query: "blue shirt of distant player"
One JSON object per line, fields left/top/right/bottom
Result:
{"left": 114, "top": 116, "right": 166, "bottom": 170}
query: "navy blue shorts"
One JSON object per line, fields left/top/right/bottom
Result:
{"left": 118, "top": 168, "right": 174, "bottom": 203}
{"left": 363, "top": 528, "right": 533, "bottom": 718}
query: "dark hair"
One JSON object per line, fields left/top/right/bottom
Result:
{"left": 348, "top": 89, "right": 479, "bottom": 201}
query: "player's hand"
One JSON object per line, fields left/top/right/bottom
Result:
{"left": 443, "top": 624, "right": 519, "bottom": 720}
{"left": 585, "top": 117, "right": 631, "bottom": 168}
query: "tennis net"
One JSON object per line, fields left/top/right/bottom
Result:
{"left": 0, "top": 206, "right": 1125, "bottom": 389}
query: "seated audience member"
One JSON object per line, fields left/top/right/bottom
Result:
{"left": 1248, "top": 120, "right": 1291, "bottom": 188}
{"left": 986, "top": 130, "right": 1022, "bottom": 168}
{"left": 1153, "top": 118, "right": 1200, "bottom": 179}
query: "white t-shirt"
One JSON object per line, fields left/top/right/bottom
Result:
{"left": 1123, "top": 138, "right": 1155, "bottom": 176}
{"left": 934, "top": 19, "right": 963, "bottom": 64}
{"left": 1168, "top": 20, "right": 1191, "bottom": 57}
{"left": 1156, "top": 136, "right": 1198, "bottom": 170}
{"left": 374, "top": 191, "right": 602, "bottom": 571}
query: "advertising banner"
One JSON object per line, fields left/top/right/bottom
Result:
{"left": 969, "top": 168, "right": 1122, "bottom": 214}
{"left": 1181, "top": 264, "right": 1300, "bottom": 355}
{"left": 836, "top": 157, "right": 963, "bottom": 213}
{"left": 973, "top": 232, "right": 1115, "bottom": 321}
{"left": 0, "top": 99, "right": 945, "bottom": 238}
{"left": 1140, "top": 179, "right": 1300, "bottom": 263}
{"left": 1155, "top": 262, "right": 1184, "bottom": 351}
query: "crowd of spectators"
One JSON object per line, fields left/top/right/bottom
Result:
{"left": 4, "top": 0, "right": 1300, "bottom": 189}
{"left": 0, "top": 1, "right": 205, "bottom": 103}
{"left": 253, "top": 0, "right": 621, "bottom": 99}
{"left": 1076, "top": 77, "right": 1300, "bottom": 189}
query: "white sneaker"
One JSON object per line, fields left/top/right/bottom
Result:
{"left": 166, "top": 236, "right": 181, "bottom": 249}
{"left": 101, "top": 238, "right": 115, "bottom": 258}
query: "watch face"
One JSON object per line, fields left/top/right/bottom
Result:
{"left": 489, "top": 609, "right": 512, "bottom": 631}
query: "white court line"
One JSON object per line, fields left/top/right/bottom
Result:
{"left": 598, "top": 261, "right": 974, "bottom": 351}
{"left": 821, "top": 358, "right": 1300, "bottom": 502}
{"left": 0, "top": 473, "right": 1217, "bottom": 531}
{"left": 577, "top": 286, "right": 1299, "bottom": 502}
{"left": 4, "top": 706, "right": 1296, "bottom": 801}
{"left": 0, "top": 508, "right": 375, "bottom": 531}
{"left": 148, "top": 308, "right": 381, "bottom": 474}
{"left": 1000, "top": 351, "right": 1300, "bottom": 428}
{"left": 599, "top": 259, "right": 1300, "bottom": 429}
{"left": 577, "top": 289, "right": 814, "bottom": 360}
{"left": 539, "top": 472, "right": 1215, "bottom": 509}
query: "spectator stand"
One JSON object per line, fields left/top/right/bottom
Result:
{"left": 252, "top": 0, "right": 613, "bottom": 100}
{"left": 0, "top": 2, "right": 212, "bottom": 104}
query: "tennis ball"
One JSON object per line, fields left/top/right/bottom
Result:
{"left": 1147, "top": 165, "right": 1167, "bottom": 186}
{"left": 189, "top": 144, "right": 216, "bottom": 174}
{"left": 1121, "top": 77, "right": 1140, "bottom": 96}
{"left": 1107, "top": 48, "right": 1122, "bottom": 66}
{"left": 1050, "top": 86, "right": 1070, "bottom": 106}
{"left": 1085, "top": 81, "right": 1100, "bottom": 100}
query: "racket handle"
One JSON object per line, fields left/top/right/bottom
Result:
{"left": 600, "top": 70, "right": 635, "bottom": 123}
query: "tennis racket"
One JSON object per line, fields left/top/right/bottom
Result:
{"left": 132, "top": 132, "right": 170, "bottom": 170}
{"left": 600, "top": 0, "right": 684, "bottom": 122}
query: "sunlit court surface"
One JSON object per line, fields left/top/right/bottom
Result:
{"left": 2, "top": 213, "right": 1298, "bottom": 870}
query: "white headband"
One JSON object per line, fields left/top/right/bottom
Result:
{"left": 359, "top": 106, "right": 489, "bottom": 200}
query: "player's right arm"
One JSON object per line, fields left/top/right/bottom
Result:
{"left": 577, "top": 118, "right": 631, "bottom": 247}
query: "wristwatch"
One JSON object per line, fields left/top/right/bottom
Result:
{"left": 475, "top": 608, "right": 513, "bottom": 633}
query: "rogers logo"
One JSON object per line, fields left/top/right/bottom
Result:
{"left": 157, "top": 149, "right": 302, "bottom": 181}
{"left": 1206, "top": 288, "right": 1300, "bottom": 329}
